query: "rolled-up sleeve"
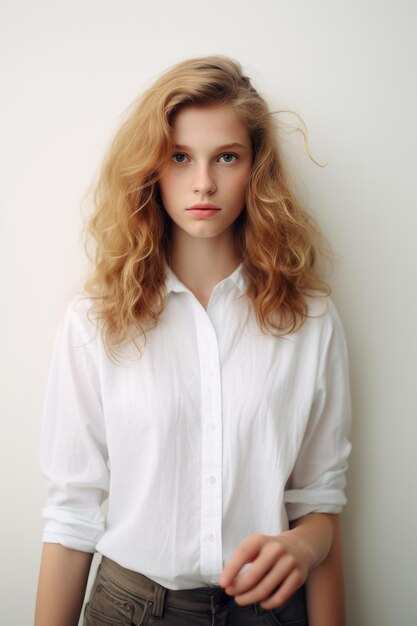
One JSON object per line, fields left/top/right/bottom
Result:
{"left": 40, "top": 300, "right": 109, "bottom": 552}
{"left": 284, "top": 301, "right": 352, "bottom": 520}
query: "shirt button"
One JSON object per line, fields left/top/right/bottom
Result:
{"left": 208, "top": 421, "right": 216, "bottom": 429}
{"left": 208, "top": 475, "right": 216, "bottom": 484}
{"left": 209, "top": 369, "right": 215, "bottom": 376}
{"left": 208, "top": 534, "right": 215, "bottom": 542}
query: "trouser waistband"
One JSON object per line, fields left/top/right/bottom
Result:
{"left": 100, "top": 556, "right": 243, "bottom": 618}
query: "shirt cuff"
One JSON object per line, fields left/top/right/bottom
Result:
{"left": 284, "top": 488, "right": 347, "bottom": 521}
{"left": 41, "top": 505, "right": 105, "bottom": 552}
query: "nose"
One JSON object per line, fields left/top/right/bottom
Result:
{"left": 193, "top": 164, "right": 217, "bottom": 195}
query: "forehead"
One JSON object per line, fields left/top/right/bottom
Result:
{"left": 171, "top": 104, "right": 250, "bottom": 147}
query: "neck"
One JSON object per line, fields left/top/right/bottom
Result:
{"left": 168, "top": 226, "right": 241, "bottom": 307}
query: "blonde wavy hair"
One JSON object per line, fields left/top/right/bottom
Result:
{"left": 84, "top": 55, "right": 331, "bottom": 357}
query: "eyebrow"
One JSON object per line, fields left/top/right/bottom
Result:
{"left": 173, "top": 142, "right": 249, "bottom": 151}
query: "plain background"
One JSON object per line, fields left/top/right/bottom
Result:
{"left": 1, "top": 1, "right": 416, "bottom": 625}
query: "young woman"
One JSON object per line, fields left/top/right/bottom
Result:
{"left": 35, "top": 56, "right": 351, "bottom": 626}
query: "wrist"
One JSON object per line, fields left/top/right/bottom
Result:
{"left": 283, "top": 513, "right": 334, "bottom": 570}
{"left": 280, "top": 528, "right": 316, "bottom": 571}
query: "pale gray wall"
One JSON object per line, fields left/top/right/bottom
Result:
{"left": 1, "top": 2, "right": 416, "bottom": 625}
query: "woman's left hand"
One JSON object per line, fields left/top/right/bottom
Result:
{"left": 219, "top": 532, "right": 312, "bottom": 610}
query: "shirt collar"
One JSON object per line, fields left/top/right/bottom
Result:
{"left": 164, "top": 262, "right": 247, "bottom": 296}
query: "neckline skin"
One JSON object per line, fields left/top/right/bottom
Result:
{"left": 165, "top": 261, "right": 246, "bottom": 310}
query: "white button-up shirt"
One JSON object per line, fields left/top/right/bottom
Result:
{"left": 40, "top": 263, "right": 351, "bottom": 589}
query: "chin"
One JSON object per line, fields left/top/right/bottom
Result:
{"left": 186, "top": 226, "right": 224, "bottom": 239}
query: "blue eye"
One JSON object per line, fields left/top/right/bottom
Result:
{"left": 172, "top": 153, "right": 188, "bottom": 163}
{"left": 219, "top": 153, "right": 237, "bottom": 163}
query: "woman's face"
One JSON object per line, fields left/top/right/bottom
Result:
{"left": 158, "top": 104, "right": 253, "bottom": 242}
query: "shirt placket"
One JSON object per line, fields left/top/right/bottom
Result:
{"left": 192, "top": 299, "right": 223, "bottom": 583}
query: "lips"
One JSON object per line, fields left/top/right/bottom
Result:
{"left": 186, "top": 204, "right": 221, "bottom": 211}
{"left": 186, "top": 204, "right": 221, "bottom": 218}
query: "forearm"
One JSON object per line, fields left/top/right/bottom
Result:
{"left": 304, "top": 515, "right": 346, "bottom": 626}
{"left": 35, "top": 542, "right": 94, "bottom": 626}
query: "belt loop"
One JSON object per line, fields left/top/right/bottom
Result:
{"left": 254, "top": 602, "right": 265, "bottom": 615}
{"left": 152, "top": 584, "right": 167, "bottom": 618}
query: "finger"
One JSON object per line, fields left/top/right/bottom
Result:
{"left": 232, "top": 553, "right": 295, "bottom": 606}
{"left": 259, "top": 569, "right": 305, "bottom": 610}
{"left": 224, "top": 542, "right": 285, "bottom": 596}
{"left": 220, "top": 535, "right": 265, "bottom": 587}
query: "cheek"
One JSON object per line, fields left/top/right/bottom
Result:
{"left": 229, "top": 172, "right": 250, "bottom": 203}
{"left": 159, "top": 175, "right": 178, "bottom": 207}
